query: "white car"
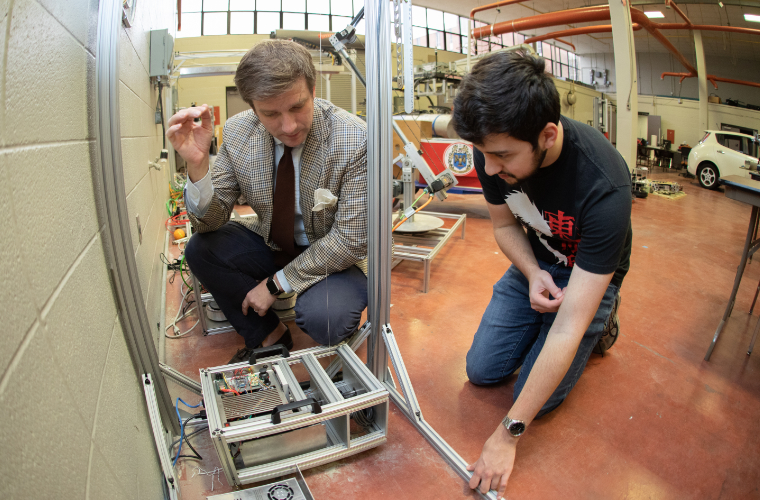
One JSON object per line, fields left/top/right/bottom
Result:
{"left": 688, "top": 130, "right": 759, "bottom": 189}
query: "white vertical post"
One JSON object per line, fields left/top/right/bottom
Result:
{"left": 323, "top": 74, "right": 332, "bottom": 102}
{"left": 694, "top": 31, "right": 709, "bottom": 135}
{"left": 609, "top": 0, "right": 638, "bottom": 171}
{"left": 350, "top": 50, "right": 357, "bottom": 114}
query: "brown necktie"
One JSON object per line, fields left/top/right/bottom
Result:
{"left": 270, "top": 145, "right": 296, "bottom": 259}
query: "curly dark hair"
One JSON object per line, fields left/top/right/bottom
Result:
{"left": 452, "top": 51, "right": 560, "bottom": 149}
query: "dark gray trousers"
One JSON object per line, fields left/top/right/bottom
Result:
{"left": 184, "top": 222, "right": 367, "bottom": 348}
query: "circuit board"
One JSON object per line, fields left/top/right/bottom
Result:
{"left": 213, "top": 366, "right": 289, "bottom": 422}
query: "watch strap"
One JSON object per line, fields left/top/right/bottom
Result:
{"left": 266, "top": 276, "right": 281, "bottom": 295}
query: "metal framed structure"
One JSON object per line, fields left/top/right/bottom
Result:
{"left": 200, "top": 344, "right": 389, "bottom": 486}
{"left": 98, "top": 0, "right": 498, "bottom": 494}
{"left": 392, "top": 212, "right": 466, "bottom": 293}
{"left": 95, "top": 0, "right": 177, "bottom": 433}
{"left": 362, "top": 0, "right": 498, "bottom": 497}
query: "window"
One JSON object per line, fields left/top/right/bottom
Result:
{"left": 332, "top": 15, "right": 352, "bottom": 30}
{"left": 308, "top": 13, "right": 330, "bottom": 31}
{"left": 412, "top": 26, "right": 427, "bottom": 47}
{"left": 256, "top": 11, "right": 280, "bottom": 32}
{"left": 460, "top": 17, "right": 469, "bottom": 37}
{"left": 230, "top": 0, "right": 255, "bottom": 9}
{"left": 230, "top": 11, "right": 254, "bottom": 33}
{"left": 204, "top": 0, "right": 229, "bottom": 11}
{"left": 256, "top": 0, "right": 280, "bottom": 11}
{"left": 282, "top": 0, "right": 306, "bottom": 12}
{"left": 178, "top": 1, "right": 581, "bottom": 72}
{"left": 283, "top": 12, "right": 305, "bottom": 29}
{"left": 331, "top": 0, "right": 352, "bottom": 16}
{"left": 177, "top": 12, "right": 202, "bottom": 37}
{"left": 183, "top": 0, "right": 203, "bottom": 11}
{"left": 426, "top": 8, "right": 444, "bottom": 31}
{"left": 412, "top": 6, "right": 426, "bottom": 27}
{"left": 429, "top": 29, "right": 444, "bottom": 50}
{"left": 446, "top": 33, "right": 461, "bottom": 53}
{"left": 444, "top": 12, "right": 459, "bottom": 34}
{"left": 308, "top": 0, "right": 331, "bottom": 15}
{"left": 204, "top": 12, "right": 228, "bottom": 34}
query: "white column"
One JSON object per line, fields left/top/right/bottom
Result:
{"left": 350, "top": 50, "right": 357, "bottom": 114}
{"left": 323, "top": 74, "right": 332, "bottom": 102}
{"left": 609, "top": 0, "right": 638, "bottom": 171}
{"left": 694, "top": 31, "right": 709, "bottom": 135}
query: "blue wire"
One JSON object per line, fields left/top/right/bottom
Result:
{"left": 173, "top": 398, "right": 202, "bottom": 468}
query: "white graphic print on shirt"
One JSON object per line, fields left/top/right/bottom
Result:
{"left": 505, "top": 190, "right": 569, "bottom": 266}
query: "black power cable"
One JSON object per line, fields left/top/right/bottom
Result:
{"left": 172, "top": 415, "right": 206, "bottom": 462}
{"left": 158, "top": 83, "right": 166, "bottom": 149}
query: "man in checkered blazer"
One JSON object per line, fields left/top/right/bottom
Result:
{"left": 167, "top": 40, "right": 367, "bottom": 364}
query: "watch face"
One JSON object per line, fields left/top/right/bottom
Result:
{"left": 266, "top": 278, "right": 279, "bottom": 295}
{"left": 508, "top": 421, "right": 526, "bottom": 437}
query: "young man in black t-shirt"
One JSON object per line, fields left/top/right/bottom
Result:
{"left": 452, "top": 51, "right": 632, "bottom": 498}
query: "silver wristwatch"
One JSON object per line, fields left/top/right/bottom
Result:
{"left": 501, "top": 415, "right": 526, "bottom": 438}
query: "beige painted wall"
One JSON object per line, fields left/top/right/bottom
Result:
{"left": 0, "top": 0, "right": 172, "bottom": 498}
{"left": 609, "top": 93, "right": 760, "bottom": 147}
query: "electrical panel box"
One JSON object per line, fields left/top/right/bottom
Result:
{"left": 150, "top": 29, "right": 174, "bottom": 77}
{"left": 200, "top": 343, "right": 389, "bottom": 486}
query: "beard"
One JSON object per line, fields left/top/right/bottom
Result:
{"left": 502, "top": 147, "right": 548, "bottom": 185}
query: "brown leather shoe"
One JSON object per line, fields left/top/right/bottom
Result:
{"left": 228, "top": 346, "right": 255, "bottom": 365}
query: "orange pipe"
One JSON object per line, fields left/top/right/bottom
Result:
{"left": 664, "top": 0, "right": 692, "bottom": 26}
{"left": 661, "top": 72, "right": 760, "bottom": 90}
{"left": 629, "top": 9, "right": 699, "bottom": 75}
{"left": 472, "top": 6, "right": 612, "bottom": 39}
{"left": 553, "top": 38, "right": 576, "bottom": 51}
{"left": 657, "top": 24, "right": 760, "bottom": 35}
{"left": 472, "top": 4, "right": 760, "bottom": 91}
{"left": 523, "top": 24, "right": 643, "bottom": 45}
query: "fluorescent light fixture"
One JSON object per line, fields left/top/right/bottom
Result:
{"left": 645, "top": 11, "right": 665, "bottom": 18}
{"left": 745, "top": 13, "right": 760, "bottom": 22}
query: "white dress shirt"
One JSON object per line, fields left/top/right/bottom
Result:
{"left": 185, "top": 139, "right": 309, "bottom": 293}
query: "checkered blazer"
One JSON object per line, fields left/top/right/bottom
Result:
{"left": 187, "top": 98, "right": 368, "bottom": 294}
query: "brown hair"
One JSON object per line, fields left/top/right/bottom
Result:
{"left": 234, "top": 40, "right": 316, "bottom": 107}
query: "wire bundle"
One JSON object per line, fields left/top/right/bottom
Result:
{"left": 392, "top": 188, "right": 434, "bottom": 232}
{"left": 173, "top": 398, "right": 204, "bottom": 468}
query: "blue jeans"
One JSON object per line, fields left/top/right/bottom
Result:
{"left": 466, "top": 260, "right": 619, "bottom": 417}
{"left": 185, "top": 222, "right": 367, "bottom": 348}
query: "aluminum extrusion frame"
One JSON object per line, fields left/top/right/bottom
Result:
{"left": 200, "top": 344, "right": 389, "bottom": 486}
{"left": 95, "top": 0, "right": 177, "bottom": 433}
{"left": 362, "top": 0, "right": 497, "bottom": 497}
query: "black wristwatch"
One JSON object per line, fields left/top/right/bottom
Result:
{"left": 501, "top": 415, "right": 526, "bottom": 438}
{"left": 266, "top": 275, "right": 282, "bottom": 296}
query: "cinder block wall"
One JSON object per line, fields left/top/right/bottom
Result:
{"left": 0, "top": 0, "right": 174, "bottom": 497}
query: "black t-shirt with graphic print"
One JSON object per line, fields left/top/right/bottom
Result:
{"left": 474, "top": 116, "right": 632, "bottom": 288}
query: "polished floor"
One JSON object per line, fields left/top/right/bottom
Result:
{"left": 163, "top": 172, "right": 760, "bottom": 499}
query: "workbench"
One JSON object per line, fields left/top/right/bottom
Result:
{"left": 705, "top": 175, "right": 760, "bottom": 360}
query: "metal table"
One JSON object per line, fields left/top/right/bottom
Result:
{"left": 705, "top": 175, "right": 760, "bottom": 360}
{"left": 391, "top": 211, "right": 466, "bottom": 293}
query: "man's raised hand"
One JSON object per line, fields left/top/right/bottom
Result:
{"left": 166, "top": 104, "right": 214, "bottom": 182}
